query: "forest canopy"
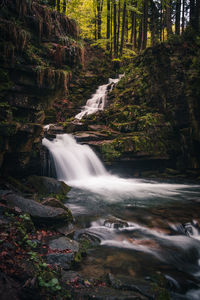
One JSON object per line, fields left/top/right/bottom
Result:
{"left": 46, "top": 0, "right": 200, "bottom": 58}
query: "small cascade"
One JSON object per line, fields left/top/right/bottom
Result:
{"left": 42, "top": 134, "right": 107, "bottom": 181}
{"left": 75, "top": 75, "right": 123, "bottom": 120}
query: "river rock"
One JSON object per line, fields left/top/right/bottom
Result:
{"left": 49, "top": 237, "right": 79, "bottom": 252}
{"left": 27, "top": 176, "right": 70, "bottom": 198}
{"left": 104, "top": 218, "right": 129, "bottom": 229}
{"left": 46, "top": 253, "right": 74, "bottom": 270}
{"left": 3, "top": 193, "right": 71, "bottom": 224}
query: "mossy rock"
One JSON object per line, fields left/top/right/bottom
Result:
{"left": 41, "top": 197, "right": 73, "bottom": 222}
{"left": 27, "top": 176, "right": 71, "bottom": 200}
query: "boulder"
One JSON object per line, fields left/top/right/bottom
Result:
{"left": 27, "top": 176, "right": 70, "bottom": 198}
{"left": 104, "top": 218, "right": 129, "bottom": 229}
{"left": 4, "top": 193, "right": 71, "bottom": 224}
{"left": 46, "top": 253, "right": 74, "bottom": 270}
{"left": 49, "top": 237, "right": 79, "bottom": 252}
{"left": 46, "top": 237, "right": 80, "bottom": 270}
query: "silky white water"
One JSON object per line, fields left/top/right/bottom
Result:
{"left": 42, "top": 134, "right": 193, "bottom": 201}
{"left": 75, "top": 76, "right": 123, "bottom": 120}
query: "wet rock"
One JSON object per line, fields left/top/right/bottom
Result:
{"left": 46, "top": 253, "right": 74, "bottom": 270}
{"left": 57, "top": 223, "right": 74, "bottom": 236}
{"left": 61, "top": 270, "right": 79, "bottom": 282}
{"left": 3, "top": 193, "right": 71, "bottom": 224}
{"left": 104, "top": 218, "right": 129, "bottom": 229}
{"left": 63, "top": 121, "right": 88, "bottom": 133}
{"left": 27, "top": 176, "right": 70, "bottom": 198}
{"left": 49, "top": 237, "right": 79, "bottom": 252}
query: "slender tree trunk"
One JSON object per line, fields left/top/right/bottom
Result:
{"left": 160, "top": 4, "right": 163, "bottom": 41}
{"left": 114, "top": 0, "right": 117, "bottom": 56}
{"left": 182, "top": 0, "right": 185, "bottom": 33}
{"left": 150, "top": 2, "right": 156, "bottom": 46}
{"left": 111, "top": 2, "right": 113, "bottom": 54}
{"left": 125, "top": 9, "right": 128, "bottom": 42}
{"left": 94, "top": 14, "right": 97, "bottom": 40}
{"left": 117, "top": 0, "right": 121, "bottom": 55}
{"left": 130, "top": 1, "right": 137, "bottom": 49}
{"left": 194, "top": 0, "right": 200, "bottom": 31}
{"left": 97, "top": 0, "right": 104, "bottom": 39}
{"left": 63, "top": 0, "right": 67, "bottom": 13}
{"left": 141, "top": 0, "right": 148, "bottom": 50}
{"left": 138, "top": 18, "right": 142, "bottom": 49}
{"left": 57, "top": 0, "right": 60, "bottom": 12}
{"left": 190, "top": 0, "right": 195, "bottom": 27}
{"left": 175, "top": 0, "right": 181, "bottom": 35}
{"left": 166, "top": 0, "right": 172, "bottom": 36}
{"left": 107, "top": 0, "right": 111, "bottom": 49}
{"left": 120, "top": 0, "right": 126, "bottom": 55}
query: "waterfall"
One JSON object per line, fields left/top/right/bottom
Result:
{"left": 75, "top": 76, "right": 123, "bottom": 120}
{"left": 42, "top": 134, "right": 192, "bottom": 200}
{"left": 42, "top": 134, "right": 107, "bottom": 181}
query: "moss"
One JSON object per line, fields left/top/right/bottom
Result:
{"left": 101, "top": 142, "right": 121, "bottom": 161}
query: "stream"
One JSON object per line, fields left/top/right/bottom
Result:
{"left": 43, "top": 78, "right": 200, "bottom": 299}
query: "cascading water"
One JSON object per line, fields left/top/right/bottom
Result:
{"left": 42, "top": 134, "right": 106, "bottom": 181}
{"left": 42, "top": 133, "right": 194, "bottom": 201}
{"left": 75, "top": 75, "right": 123, "bottom": 120}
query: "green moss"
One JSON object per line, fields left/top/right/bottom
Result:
{"left": 101, "top": 142, "right": 121, "bottom": 161}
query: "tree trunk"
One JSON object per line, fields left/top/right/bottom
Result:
{"left": 117, "top": 0, "right": 121, "bottom": 55}
{"left": 175, "top": 0, "right": 181, "bottom": 35}
{"left": 141, "top": 0, "right": 148, "bottom": 50}
{"left": 182, "top": 0, "right": 185, "bottom": 33}
{"left": 120, "top": 0, "right": 126, "bottom": 55}
{"left": 190, "top": 0, "right": 195, "bottom": 27}
{"left": 194, "top": 0, "right": 200, "bottom": 31}
{"left": 97, "top": 0, "right": 104, "bottom": 39}
{"left": 63, "top": 0, "right": 67, "bottom": 13}
{"left": 114, "top": 0, "right": 117, "bottom": 56}
{"left": 166, "top": 0, "right": 172, "bottom": 36}
{"left": 57, "top": 0, "right": 60, "bottom": 12}
{"left": 107, "top": 0, "right": 111, "bottom": 48}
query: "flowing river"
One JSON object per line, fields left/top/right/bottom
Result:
{"left": 43, "top": 77, "right": 200, "bottom": 299}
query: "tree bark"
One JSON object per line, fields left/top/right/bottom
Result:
{"left": 120, "top": 0, "right": 126, "bottom": 55}
{"left": 63, "top": 0, "right": 67, "bottom": 13}
{"left": 107, "top": 0, "right": 111, "bottom": 47}
{"left": 57, "top": 0, "right": 60, "bottom": 12}
{"left": 117, "top": 0, "right": 121, "bottom": 55}
{"left": 114, "top": 0, "right": 117, "bottom": 56}
{"left": 97, "top": 0, "right": 104, "bottom": 39}
{"left": 182, "top": 0, "right": 185, "bottom": 33}
{"left": 166, "top": 0, "right": 172, "bottom": 36}
{"left": 175, "top": 0, "right": 181, "bottom": 35}
{"left": 141, "top": 0, "right": 148, "bottom": 50}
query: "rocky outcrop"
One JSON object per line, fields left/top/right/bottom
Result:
{"left": 2, "top": 192, "right": 72, "bottom": 224}
{"left": 0, "top": 0, "right": 83, "bottom": 177}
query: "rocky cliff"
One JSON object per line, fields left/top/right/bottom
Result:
{"left": 0, "top": 0, "right": 83, "bottom": 177}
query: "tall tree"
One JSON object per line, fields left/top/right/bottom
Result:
{"left": 63, "top": 0, "right": 67, "bottom": 14}
{"left": 97, "top": 0, "right": 104, "bottom": 39}
{"left": 175, "top": 0, "right": 181, "bottom": 35}
{"left": 140, "top": 0, "right": 148, "bottom": 50}
{"left": 182, "top": 0, "right": 185, "bottom": 33}
{"left": 57, "top": 0, "right": 60, "bottom": 12}
{"left": 113, "top": 0, "right": 117, "bottom": 56}
{"left": 166, "top": 0, "right": 172, "bottom": 36}
{"left": 130, "top": 1, "right": 137, "bottom": 49}
{"left": 107, "top": 0, "right": 111, "bottom": 48}
{"left": 120, "top": 0, "right": 127, "bottom": 55}
{"left": 117, "top": 0, "right": 121, "bottom": 55}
